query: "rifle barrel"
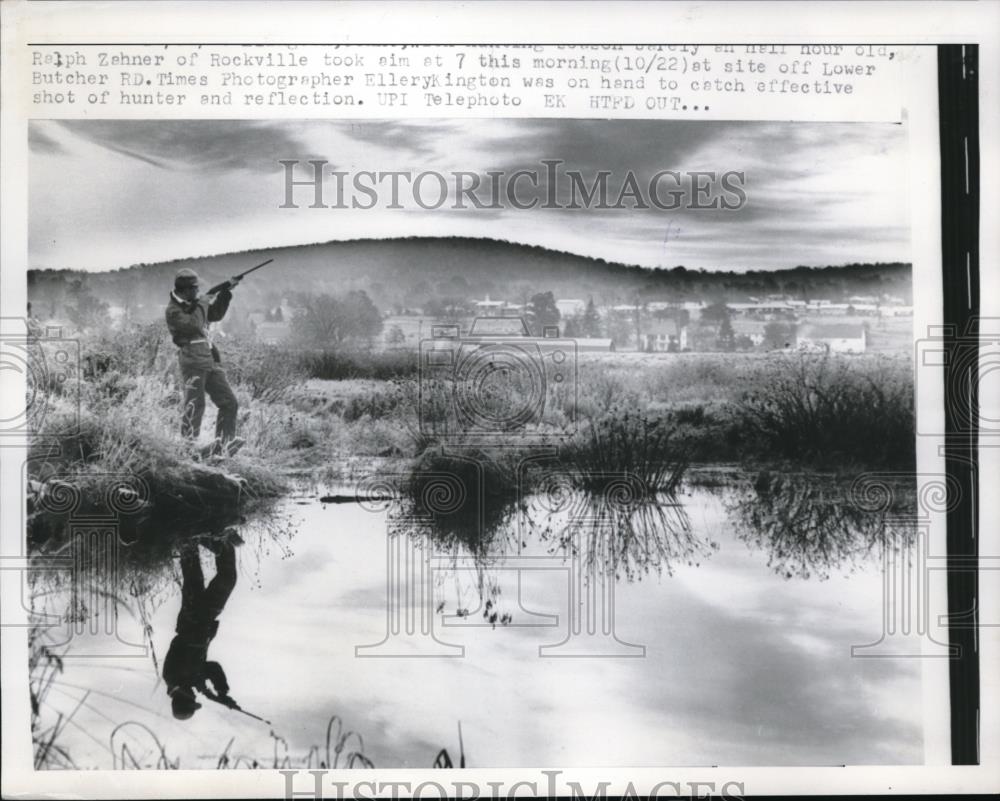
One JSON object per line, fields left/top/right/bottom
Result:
{"left": 210, "top": 695, "right": 271, "bottom": 724}
{"left": 237, "top": 258, "right": 274, "bottom": 280}
{"left": 206, "top": 258, "right": 274, "bottom": 295}
{"left": 235, "top": 706, "right": 271, "bottom": 724}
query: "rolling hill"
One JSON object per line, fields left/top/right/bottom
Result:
{"left": 28, "top": 236, "right": 912, "bottom": 321}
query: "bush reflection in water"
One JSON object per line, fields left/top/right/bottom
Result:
{"left": 724, "top": 471, "right": 917, "bottom": 580}
{"left": 28, "top": 460, "right": 921, "bottom": 768}
{"left": 386, "top": 452, "right": 710, "bottom": 582}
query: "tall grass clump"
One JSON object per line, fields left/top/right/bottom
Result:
{"left": 222, "top": 339, "right": 305, "bottom": 403}
{"left": 341, "top": 385, "right": 405, "bottom": 423}
{"left": 397, "top": 445, "right": 523, "bottom": 553}
{"left": 83, "top": 320, "right": 164, "bottom": 365}
{"left": 559, "top": 406, "right": 690, "bottom": 495}
{"left": 638, "top": 355, "right": 745, "bottom": 405}
{"left": 735, "top": 352, "right": 914, "bottom": 467}
{"left": 30, "top": 629, "right": 76, "bottom": 769}
{"left": 299, "top": 348, "right": 418, "bottom": 381}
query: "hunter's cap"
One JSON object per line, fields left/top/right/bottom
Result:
{"left": 174, "top": 268, "right": 199, "bottom": 288}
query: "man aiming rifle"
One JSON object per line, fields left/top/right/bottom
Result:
{"left": 164, "top": 258, "right": 272, "bottom": 456}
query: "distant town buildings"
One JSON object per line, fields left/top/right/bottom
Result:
{"left": 227, "top": 288, "right": 905, "bottom": 355}
{"left": 796, "top": 322, "right": 867, "bottom": 354}
{"left": 474, "top": 297, "right": 506, "bottom": 313}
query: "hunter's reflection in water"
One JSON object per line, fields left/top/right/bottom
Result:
{"left": 163, "top": 531, "right": 241, "bottom": 721}
{"left": 725, "top": 471, "right": 916, "bottom": 580}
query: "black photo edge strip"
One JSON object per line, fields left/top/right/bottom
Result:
{"left": 937, "top": 42, "right": 980, "bottom": 767}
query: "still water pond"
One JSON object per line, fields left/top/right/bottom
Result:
{"left": 30, "top": 475, "right": 925, "bottom": 768}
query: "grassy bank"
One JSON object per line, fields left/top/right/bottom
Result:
{"left": 29, "top": 325, "right": 293, "bottom": 544}
{"left": 28, "top": 324, "right": 914, "bottom": 544}
{"left": 288, "top": 349, "right": 914, "bottom": 477}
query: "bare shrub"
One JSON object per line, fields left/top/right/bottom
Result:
{"left": 736, "top": 352, "right": 914, "bottom": 466}
{"left": 223, "top": 340, "right": 304, "bottom": 403}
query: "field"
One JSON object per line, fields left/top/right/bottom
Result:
{"left": 27, "top": 321, "right": 915, "bottom": 548}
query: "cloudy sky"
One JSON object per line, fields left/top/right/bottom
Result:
{"left": 29, "top": 119, "right": 909, "bottom": 272}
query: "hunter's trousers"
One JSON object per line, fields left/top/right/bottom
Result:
{"left": 180, "top": 363, "right": 238, "bottom": 442}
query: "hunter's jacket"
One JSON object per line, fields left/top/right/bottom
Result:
{"left": 165, "top": 290, "right": 232, "bottom": 371}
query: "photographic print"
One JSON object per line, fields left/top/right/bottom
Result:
{"left": 2, "top": 4, "right": 998, "bottom": 798}
{"left": 23, "top": 116, "right": 926, "bottom": 769}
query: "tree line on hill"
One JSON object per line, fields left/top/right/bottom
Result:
{"left": 27, "top": 236, "right": 912, "bottom": 331}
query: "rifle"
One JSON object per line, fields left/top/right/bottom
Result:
{"left": 208, "top": 693, "right": 272, "bottom": 725}
{"left": 207, "top": 258, "right": 274, "bottom": 295}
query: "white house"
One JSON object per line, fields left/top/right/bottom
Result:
{"left": 474, "top": 297, "right": 506, "bottom": 315}
{"left": 641, "top": 318, "right": 688, "bottom": 352}
{"left": 556, "top": 298, "right": 586, "bottom": 318}
{"left": 574, "top": 337, "right": 616, "bottom": 353}
{"left": 796, "top": 323, "right": 867, "bottom": 354}
{"left": 731, "top": 319, "right": 770, "bottom": 347}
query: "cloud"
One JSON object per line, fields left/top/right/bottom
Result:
{"left": 29, "top": 119, "right": 910, "bottom": 272}
{"left": 27, "top": 125, "right": 64, "bottom": 155}
{"left": 46, "top": 120, "right": 325, "bottom": 172}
